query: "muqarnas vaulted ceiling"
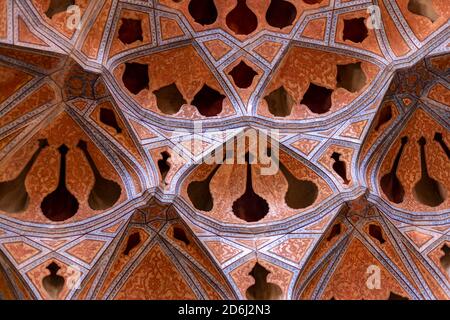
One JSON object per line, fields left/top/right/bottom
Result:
{"left": 0, "top": 0, "right": 448, "bottom": 300}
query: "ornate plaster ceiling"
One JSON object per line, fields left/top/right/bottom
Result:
{"left": 0, "top": 0, "right": 448, "bottom": 300}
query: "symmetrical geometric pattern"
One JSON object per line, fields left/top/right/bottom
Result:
{"left": 0, "top": 0, "right": 448, "bottom": 300}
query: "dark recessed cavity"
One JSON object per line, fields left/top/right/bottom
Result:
{"left": 266, "top": 0, "right": 297, "bottom": 29}
{"left": 229, "top": 61, "right": 258, "bottom": 89}
{"left": 343, "top": 18, "right": 368, "bottom": 43}
{"left": 246, "top": 263, "right": 282, "bottom": 300}
{"left": 331, "top": 152, "right": 350, "bottom": 185}
{"left": 302, "top": 0, "right": 322, "bottom": 4}
{"left": 153, "top": 83, "right": 187, "bottom": 115}
{"left": 380, "top": 136, "right": 408, "bottom": 204}
{"left": 118, "top": 18, "right": 143, "bottom": 45}
{"left": 100, "top": 108, "right": 122, "bottom": 134}
{"left": 77, "top": 140, "right": 122, "bottom": 211}
{"left": 123, "top": 232, "right": 141, "bottom": 256}
{"left": 41, "top": 144, "right": 79, "bottom": 222}
{"left": 327, "top": 223, "right": 341, "bottom": 241}
{"left": 192, "top": 84, "right": 225, "bottom": 117}
{"left": 122, "top": 62, "right": 149, "bottom": 95}
{"left": 434, "top": 132, "right": 450, "bottom": 159}
{"left": 226, "top": 0, "right": 258, "bottom": 35}
{"left": 42, "top": 262, "right": 65, "bottom": 299}
{"left": 374, "top": 104, "right": 393, "bottom": 131}
{"left": 408, "top": 0, "right": 439, "bottom": 23}
{"left": 388, "top": 292, "right": 409, "bottom": 300}
{"left": 413, "top": 137, "right": 445, "bottom": 207}
{"left": 188, "top": 0, "right": 218, "bottom": 26}
{"left": 264, "top": 86, "right": 294, "bottom": 117}
{"left": 336, "top": 62, "right": 367, "bottom": 93}
{"left": 439, "top": 244, "right": 450, "bottom": 276}
{"left": 232, "top": 153, "right": 269, "bottom": 222}
{"left": 369, "top": 224, "right": 385, "bottom": 244}
{"left": 0, "top": 139, "right": 48, "bottom": 213}
{"left": 278, "top": 160, "right": 318, "bottom": 209}
{"left": 173, "top": 226, "right": 190, "bottom": 246}
{"left": 45, "top": 0, "right": 75, "bottom": 19}
{"left": 158, "top": 151, "right": 171, "bottom": 184}
{"left": 300, "top": 83, "right": 333, "bottom": 114}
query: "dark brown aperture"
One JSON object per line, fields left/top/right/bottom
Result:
{"left": 246, "top": 263, "right": 282, "bottom": 300}
{"left": 226, "top": 0, "right": 258, "bottom": 35}
{"left": 407, "top": 0, "right": 439, "bottom": 23}
{"left": 331, "top": 152, "right": 350, "bottom": 185}
{"left": 232, "top": 153, "right": 269, "bottom": 222}
{"left": 266, "top": 0, "right": 297, "bottom": 29}
{"left": 153, "top": 83, "right": 187, "bottom": 115}
{"left": 0, "top": 139, "right": 48, "bottom": 213}
{"left": 173, "top": 226, "right": 190, "bottom": 246}
{"left": 192, "top": 84, "right": 225, "bottom": 117}
{"left": 327, "top": 223, "right": 341, "bottom": 241}
{"left": 42, "top": 262, "right": 65, "bottom": 299}
{"left": 118, "top": 18, "right": 143, "bottom": 45}
{"left": 123, "top": 232, "right": 141, "bottom": 255}
{"left": 380, "top": 136, "right": 408, "bottom": 204}
{"left": 158, "top": 151, "right": 171, "bottom": 183}
{"left": 45, "top": 0, "right": 74, "bottom": 19}
{"left": 122, "top": 62, "right": 149, "bottom": 95}
{"left": 336, "top": 62, "right": 367, "bottom": 93}
{"left": 439, "top": 244, "right": 450, "bottom": 276}
{"left": 100, "top": 108, "right": 122, "bottom": 134}
{"left": 300, "top": 83, "right": 333, "bottom": 114}
{"left": 302, "top": 0, "right": 322, "bottom": 4}
{"left": 434, "top": 132, "right": 450, "bottom": 159}
{"left": 41, "top": 144, "right": 79, "bottom": 222}
{"left": 278, "top": 159, "right": 318, "bottom": 209}
{"left": 188, "top": 0, "right": 218, "bottom": 26}
{"left": 375, "top": 104, "right": 393, "bottom": 131}
{"left": 388, "top": 292, "right": 409, "bottom": 300}
{"left": 368, "top": 224, "right": 385, "bottom": 244}
{"left": 77, "top": 140, "right": 122, "bottom": 211}
{"left": 343, "top": 18, "right": 368, "bottom": 43}
{"left": 264, "top": 86, "right": 294, "bottom": 117}
{"left": 229, "top": 61, "right": 258, "bottom": 89}
{"left": 413, "top": 137, "right": 445, "bottom": 207}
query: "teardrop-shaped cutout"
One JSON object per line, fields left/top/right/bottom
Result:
{"left": 434, "top": 132, "right": 450, "bottom": 159}
{"left": 173, "top": 227, "right": 190, "bottom": 246}
{"left": 266, "top": 0, "right": 297, "bottom": 29}
{"left": 123, "top": 232, "right": 141, "bottom": 256}
{"left": 226, "top": 0, "right": 258, "bottom": 35}
{"left": 380, "top": 136, "right": 408, "bottom": 204}
{"left": 368, "top": 224, "right": 385, "bottom": 244}
{"left": 100, "top": 108, "right": 122, "bottom": 134}
{"left": 336, "top": 62, "right": 367, "bottom": 93}
{"left": 331, "top": 152, "right": 350, "bottom": 185}
{"left": 158, "top": 151, "right": 171, "bottom": 184}
{"left": 264, "top": 86, "right": 294, "bottom": 117}
{"left": 246, "top": 263, "right": 282, "bottom": 300}
{"left": 122, "top": 62, "right": 149, "bottom": 95}
{"left": 153, "top": 83, "right": 187, "bottom": 115}
{"left": 413, "top": 137, "right": 445, "bottom": 207}
{"left": 192, "top": 84, "right": 225, "bottom": 117}
{"left": 0, "top": 139, "right": 49, "bottom": 213}
{"left": 232, "top": 153, "right": 269, "bottom": 222}
{"left": 188, "top": 0, "right": 218, "bottom": 26}
{"left": 118, "top": 18, "right": 143, "bottom": 45}
{"left": 408, "top": 0, "right": 439, "bottom": 23}
{"left": 374, "top": 104, "right": 393, "bottom": 131}
{"left": 302, "top": 0, "right": 322, "bottom": 4}
{"left": 300, "top": 83, "right": 333, "bottom": 114}
{"left": 228, "top": 61, "right": 258, "bottom": 89}
{"left": 77, "top": 140, "right": 122, "bottom": 211}
{"left": 343, "top": 18, "right": 368, "bottom": 43}
{"left": 41, "top": 144, "right": 79, "bottom": 222}
{"left": 45, "top": 0, "right": 74, "bottom": 19}
{"left": 42, "top": 262, "right": 65, "bottom": 299}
